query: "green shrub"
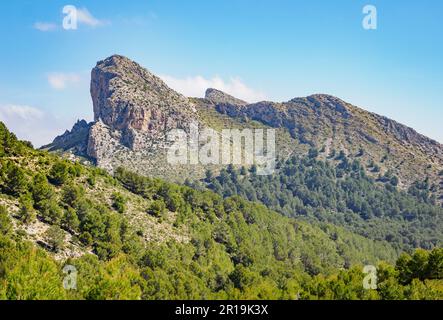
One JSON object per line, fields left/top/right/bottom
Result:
{"left": 62, "top": 183, "right": 85, "bottom": 208}
{"left": 31, "top": 173, "right": 54, "bottom": 207}
{"left": 18, "top": 193, "right": 36, "bottom": 224}
{"left": 48, "top": 162, "right": 69, "bottom": 186}
{"left": 87, "top": 175, "right": 96, "bottom": 187}
{"left": 44, "top": 225, "right": 65, "bottom": 252}
{"left": 39, "top": 199, "right": 63, "bottom": 225}
{"left": 79, "top": 231, "right": 93, "bottom": 246}
{"left": 0, "top": 205, "right": 12, "bottom": 235}
{"left": 147, "top": 200, "right": 166, "bottom": 218}
{"left": 4, "top": 163, "right": 28, "bottom": 197}
{"left": 62, "top": 207, "right": 80, "bottom": 232}
{"left": 112, "top": 193, "right": 127, "bottom": 214}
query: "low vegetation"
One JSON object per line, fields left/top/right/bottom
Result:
{"left": 0, "top": 122, "right": 441, "bottom": 300}
{"left": 203, "top": 154, "right": 443, "bottom": 252}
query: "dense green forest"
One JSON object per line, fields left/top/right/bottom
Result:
{"left": 0, "top": 122, "right": 442, "bottom": 300}
{"left": 203, "top": 153, "right": 443, "bottom": 252}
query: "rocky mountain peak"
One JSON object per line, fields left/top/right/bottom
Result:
{"left": 46, "top": 55, "right": 443, "bottom": 198}
{"left": 66, "top": 54, "right": 200, "bottom": 174}
{"left": 72, "top": 119, "right": 90, "bottom": 131}
{"left": 41, "top": 119, "right": 92, "bottom": 155}
{"left": 205, "top": 88, "right": 247, "bottom": 106}
{"left": 91, "top": 55, "right": 195, "bottom": 133}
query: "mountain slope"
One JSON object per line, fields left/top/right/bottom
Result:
{"left": 6, "top": 120, "right": 428, "bottom": 300}
{"left": 212, "top": 93, "right": 443, "bottom": 196}
{"left": 44, "top": 55, "right": 443, "bottom": 204}
{"left": 203, "top": 154, "right": 443, "bottom": 253}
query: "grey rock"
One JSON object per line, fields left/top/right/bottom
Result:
{"left": 205, "top": 88, "right": 247, "bottom": 106}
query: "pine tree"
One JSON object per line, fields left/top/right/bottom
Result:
{"left": 39, "top": 199, "right": 63, "bottom": 225}
{"left": 426, "top": 248, "right": 443, "bottom": 279}
{"left": 31, "top": 173, "right": 54, "bottom": 207}
{"left": 18, "top": 193, "right": 36, "bottom": 224}
{"left": 62, "top": 183, "right": 85, "bottom": 207}
{"left": 147, "top": 200, "right": 166, "bottom": 218}
{"left": 5, "top": 163, "right": 28, "bottom": 197}
{"left": 0, "top": 205, "right": 12, "bottom": 235}
{"left": 62, "top": 207, "right": 80, "bottom": 232}
{"left": 112, "top": 193, "right": 127, "bottom": 214}
{"left": 48, "top": 162, "right": 69, "bottom": 186}
{"left": 44, "top": 225, "right": 65, "bottom": 252}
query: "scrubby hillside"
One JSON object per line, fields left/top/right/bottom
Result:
{"left": 203, "top": 154, "right": 443, "bottom": 253}
{"left": 2, "top": 122, "right": 442, "bottom": 299}
{"left": 203, "top": 92, "right": 443, "bottom": 205}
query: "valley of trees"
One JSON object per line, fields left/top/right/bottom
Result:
{"left": 203, "top": 152, "right": 443, "bottom": 252}
{"left": 0, "top": 122, "right": 442, "bottom": 300}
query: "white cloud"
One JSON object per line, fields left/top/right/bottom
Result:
{"left": 47, "top": 73, "right": 82, "bottom": 90}
{"left": 33, "top": 22, "right": 57, "bottom": 32}
{"left": 159, "top": 75, "right": 267, "bottom": 103}
{"left": 0, "top": 105, "right": 68, "bottom": 147}
{"left": 76, "top": 7, "right": 109, "bottom": 27}
{"left": 0, "top": 105, "right": 44, "bottom": 120}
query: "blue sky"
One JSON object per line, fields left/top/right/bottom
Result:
{"left": 0, "top": 0, "right": 442, "bottom": 146}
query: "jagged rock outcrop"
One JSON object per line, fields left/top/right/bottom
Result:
{"left": 41, "top": 119, "right": 92, "bottom": 154}
{"left": 44, "top": 55, "right": 202, "bottom": 177}
{"left": 90, "top": 55, "right": 197, "bottom": 152}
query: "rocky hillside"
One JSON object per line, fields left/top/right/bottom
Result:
{"left": 210, "top": 93, "right": 443, "bottom": 200}
{"left": 44, "top": 55, "right": 443, "bottom": 203}
{"left": 9, "top": 120, "right": 436, "bottom": 300}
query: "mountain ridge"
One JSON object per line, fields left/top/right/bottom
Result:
{"left": 43, "top": 54, "right": 443, "bottom": 204}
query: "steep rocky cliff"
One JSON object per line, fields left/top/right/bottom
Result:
{"left": 46, "top": 55, "right": 202, "bottom": 176}
{"left": 90, "top": 55, "right": 197, "bottom": 150}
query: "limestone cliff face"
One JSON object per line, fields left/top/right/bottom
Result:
{"left": 89, "top": 55, "right": 197, "bottom": 152}
{"left": 45, "top": 55, "right": 202, "bottom": 177}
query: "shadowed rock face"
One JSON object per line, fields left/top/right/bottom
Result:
{"left": 41, "top": 119, "right": 92, "bottom": 155}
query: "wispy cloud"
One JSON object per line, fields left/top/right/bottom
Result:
{"left": 0, "top": 105, "right": 43, "bottom": 120}
{"left": 159, "top": 75, "right": 267, "bottom": 103}
{"left": 33, "top": 22, "right": 57, "bottom": 32}
{"left": 47, "top": 73, "right": 82, "bottom": 90}
{"left": 76, "top": 7, "right": 109, "bottom": 27}
{"left": 0, "top": 105, "right": 69, "bottom": 147}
